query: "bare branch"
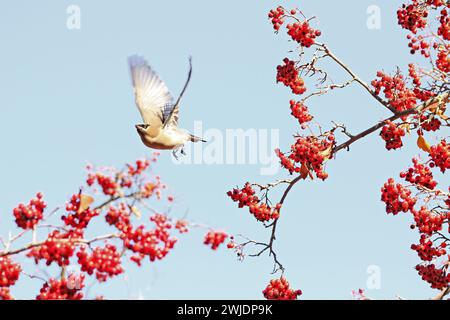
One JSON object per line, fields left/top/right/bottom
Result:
{"left": 317, "top": 43, "right": 398, "bottom": 114}
{"left": 432, "top": 287, "right": 450, "bottom": 300}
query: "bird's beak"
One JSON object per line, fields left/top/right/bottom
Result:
{"left": 135, "top": 125, "right": 143, "bottom": 134}
{"left": 135, "top": 124, "right": 150, "bottom": 134}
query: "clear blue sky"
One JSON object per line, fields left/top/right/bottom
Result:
{"left": 0, "top": 0, "right": 444, "bottom": 299}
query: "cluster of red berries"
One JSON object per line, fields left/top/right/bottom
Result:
{"left": 2, "top": 157, "right": 203, "bottom": 299}
{"left": 0, "top": 256, "right": 21, "bottom": 287}
{"left": 397, "top": 1, "right": 428, "bottom": 34}
{"left": 95, "top": 174, "right": 119, "bottom": 196}
{"left": 36, "top": 276, "right": 84, "bottom": 300}
{"left": 123, "top": 214, "right": 177, "bottom": 266}
{"left": 381, "top": 178, "right": 417, "bottom": 215}
{"left": 380, "top": 121, "right": 405, "bottom": 150}
{"left": 276, "top": 134, "right": 334, "bottom": 180}
{"left": 411, "top": 235, "right": 446, "bottom": 261}
{"left": 438, "top": 8, "right": 450, "bottom": 40}
{"left": 406, "top": 34, "right": 431, "bottom": 56}
{"left": 413, "top": 86, "right": 435, "bottom": 102}
{"left": 0, "top": 287, "right": 13, "bottom": 300}
{"left": 290, "top": 135, "right": 334, "bottom": 180}
{"left": 413, "top": 207, "right": 448, "bottom": 236}
{"left": 275, "top": 149, "right": 298, "bottom": 175}
{"left": 290, "top": 100, "right": 313, "bottom": 126}
{"left": 127, "top": 159, "right": 150, "bottom": 177}
{"left": 425, "top": 0, "right": 446, "bottom": 7}
{"left": 384, "top": 153, "right": 449, "bottom": 291}
{"left": 420, "top": 114, "right": 442, "bottom": 131}
{"left": 372, "top": 71, "right": 417, "bottom": 115}
{"left": 203, "top": 231, "right": 228, "bottom": 250}
{"left": 105, "top": 203, "right": 132, "bottom": 233}
{"left": 77, "top": 244, "right": 123, "bottom": 282}
{"left": 27, "top": 229, "right": 83, "bottom": 267}
{"left": 378, "top": 0, "right": 450, "bottom": 293}
{"left": 227, "top": 183, "right": 281, "bottom": 222}
{"left": 429, "top": 139, "right": 449, "bottom": 173}
{"left": 408, "top": 63, "right": 422, "bottom": 86}
{"left": 268, "top": 6, "right": 285, "bottom": 31}
{"left": 287, "top": 21, "right": 321, "bottom": 48}
{"left": 400, "top": 158, "right": 437, "bottom": 190}
{"left": 175, "top": 219, "right": 189, "bottom": 233}
{"left": 87, "top": 173, "right": 119, "bottom": 196}
{"left": 62, "top": 194, "right": 99, "bottom": 229}
{"left": 269, "top": 6, "right": 321, "bottom": 48}
{"left": 416, "top": 263, "right": 449, "bottom": 290}
{"left": 276, "top": 58, "right": 307, "bottom": 95}
{"left": 88, "top": 160, "right": 159, "bottom": 196}
{"left": 436, "top": 49, "right": 450, "bottom": 73}
{"left": 120, "top": 175, "right": 133, "bottom": 189}
{"left": 262, "top": 277, "right": 302, "bottom": 300}
{"left": 227, "top": 182, "right": 258, "bottom": 207}
{"left": 13, "top": 192, "right": 46, "bottom": 230}
{"left": 88, "top": 159, "right": 151, "bottom": 190}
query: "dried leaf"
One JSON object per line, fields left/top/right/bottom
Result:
{"left": 300, "top": 163, "right": 310, "bottom": 180}
{"left": 78, "top": 194, "right": 94, "bottom": 214}
{"left": 319, "top": 145, "right": 333, "bottom": 161}
{"left": 426, "top": 94, "right": 447, "bottom": 113}
{"left": 131, "top": 206, "right": 141, "bottom": 219}
{"left": 417, "top": 135, "right": 431, "bottom": 153}
{"left": 436, "top": 109, "right": 449, "bottom": 120}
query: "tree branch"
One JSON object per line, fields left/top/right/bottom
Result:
{"left": 0, "top": 191, "right": 142, "bottom": 258}
{"left": 318, "top": 43, "right": 398, "bottom": 114}
{"left": 333, "top": 93, "right": 449, "bottom": 154}
{"left": 0, "top": 233, "right": 120, "bottom": 258}
{"left": 432, "top": 286, "right": 450, "bottom": 300}
{"left": 244, "top": 175, "right": 304, "bottom": 274}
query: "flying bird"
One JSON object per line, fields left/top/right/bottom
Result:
{"left": 128, "top": 55, "right": 204, "bottom": 158}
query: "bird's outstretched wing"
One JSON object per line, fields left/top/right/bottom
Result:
{"left": 163, "top": 56, "right": 193, "bottom": 129}
{"left": 128, "top": 55, "right": 173, "bottom": 126}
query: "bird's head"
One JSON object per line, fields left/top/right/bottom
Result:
{"left": 135, "top": 123, "right": 161, "bottom": 139}
{"left": 135, "top": 124, "right": 149, "bottom": 134}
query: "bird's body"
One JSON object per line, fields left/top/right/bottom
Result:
{"left": 136, "top": 125, "right": 191, "bottom": 150}
{"left": 128, "top": 55, "right": 203, "bottom": 155}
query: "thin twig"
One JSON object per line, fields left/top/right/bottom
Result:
{"left": 317, "top": 43, "right": 398, "bottom": 114}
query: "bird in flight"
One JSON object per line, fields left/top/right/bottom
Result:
{"left": 128, "top": 55, "right": 205, "bottom": 158}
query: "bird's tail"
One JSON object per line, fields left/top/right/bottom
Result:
{"left": 189, "top": 134, "right": 206, "bottom": 143}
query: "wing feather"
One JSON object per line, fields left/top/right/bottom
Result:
{"left": 128, "top": 55, "right": 173, "bottom": 126}
{"left": 163, "top": 56, "right": 192, "bottom": 129}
